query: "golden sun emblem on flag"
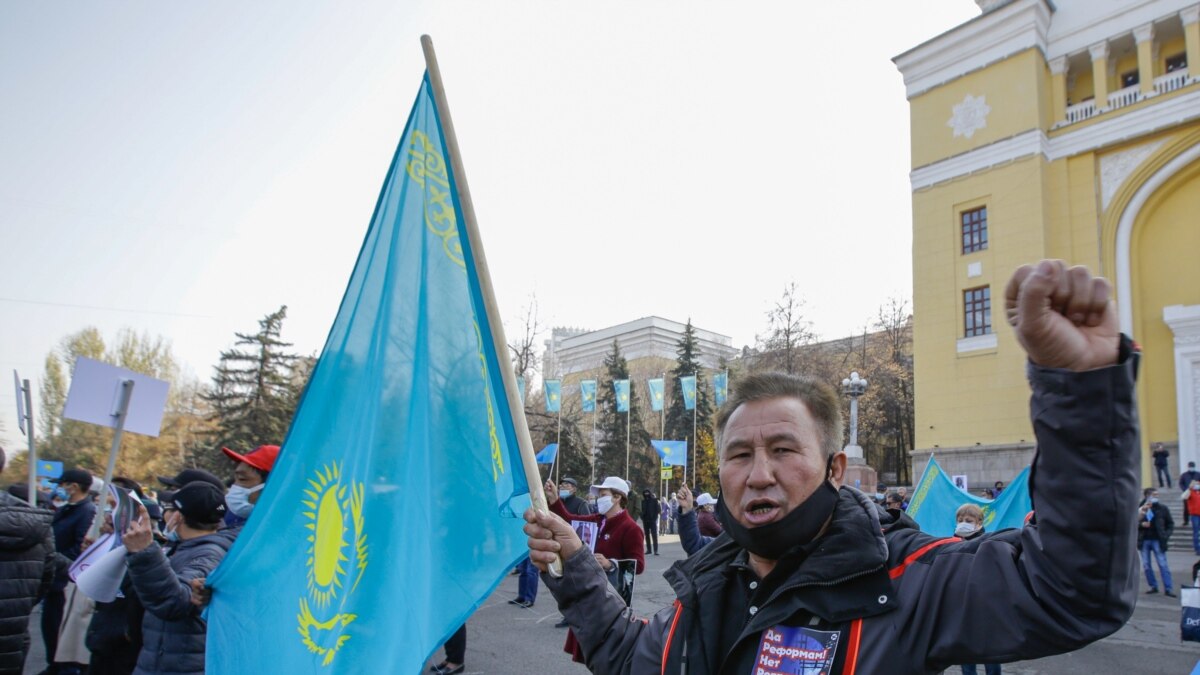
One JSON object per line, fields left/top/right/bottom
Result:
{"left": 297, "top": 463, "right": 368, "bottom": 667}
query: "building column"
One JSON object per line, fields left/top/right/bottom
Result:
{"left": 1184, "top": 5, "right": 1200, "bottom": 80}
{"left": 1050, "top": 56, "right": 1068, "bottom": 124}
{"left": 1135, "top": 23, "right": 1155, "bottom": 95}
{"left": 1090, "top": 41, "right": 1110, "bottom": 108}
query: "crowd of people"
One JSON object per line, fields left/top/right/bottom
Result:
{"left": 0, "top": 260, "right": 1180, "bottom": 674}
{"left": 0, "top": 444, "right": 279, "bottom": 675}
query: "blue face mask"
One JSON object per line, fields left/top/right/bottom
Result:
{"left": 559, "top": 490, "right": 571, "bottom": 499}
{"left": 1150, "top": 497, "right": 1160, "bottom": 504}
{"left": 53, "top": 488, "right": 68, "bottom": 501}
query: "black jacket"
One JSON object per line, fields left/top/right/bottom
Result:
{"left": 126, "top": 533, "right": 233, "bottom": 675}
{"left": 545, "top": 357, "right": 1140, "bottom": 674}
{"left": 640, "top": 495, "right": 660, "bottom": 523}
{"left": 0, "top": 491, "right": 55, "bottom": 674}
{"left": 562, "top": 493, "right": 593, "bottom": 516}
{"left": 1137, "top": 501, "right": 1174, "bottom": 546}
{"left": 51, "top": 498, "right": 96, "bottom": 590}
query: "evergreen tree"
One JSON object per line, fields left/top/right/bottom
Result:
{"left": 201, "top": 306, "right": 301, "bottom": 465}
{"left": 595, "top": 340, "right": 654, "bottom": 511}
{"left": 665, "top": 320, "right": 714, "bottom": 476}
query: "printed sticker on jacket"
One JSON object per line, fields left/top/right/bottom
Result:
{"left": 751, "top": 625, "right": 839, "bottom": 675}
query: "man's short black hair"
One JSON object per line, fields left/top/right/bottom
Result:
{"left": 1144, "top": 487, "right": 1158, "bottom": 498}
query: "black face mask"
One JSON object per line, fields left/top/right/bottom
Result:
{"left": 716, "top": 479, "right": 840, "bottom": 560}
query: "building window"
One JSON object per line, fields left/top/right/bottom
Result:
{"left": 1120, "top": 70, "right": 1139, "bottom": 88}
{"left": 1166, "top": 53, "right": 1188, "bottom": 73}
{"left": 961, "top": 207, "right": 988, "bottom": 254}
{"left": 964, "top": 286, "right": 992, "bottom": 337}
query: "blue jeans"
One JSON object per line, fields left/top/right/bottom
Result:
{"left": 517, "top": 556, "right": 538, "bottom": 603}
{"left": 960, "top": 665, "right": 1001, "bottom": 675}
{"left": 1192, "top": 515, "right": 1200, "bottom": 554}
{"left": 1141, "top": 539, "right": 1174, "bottom": 591}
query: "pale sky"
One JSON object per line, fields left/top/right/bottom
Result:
{"left": 0, "top": 1, "right": 980, "bottom": 450}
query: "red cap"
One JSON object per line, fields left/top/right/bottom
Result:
{"left": 221, "top": 445, "right": 280, "bottom": 473}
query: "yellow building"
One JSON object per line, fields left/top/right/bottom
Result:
{"left": 894, "top": 0, "right": 1200, "bottom": 487}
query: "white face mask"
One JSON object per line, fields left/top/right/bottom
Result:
{"left": 225, "top": 484, "right": 264, "bottom": 519}
{"left": 954, "top": 521, "right": 979, "bottom": 537}
{"left": 596, "top": 495, "right": 614, "bottom": 515}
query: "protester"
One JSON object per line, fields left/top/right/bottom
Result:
{"left": 0, "top": 448, "right": 56, "bottom": 675}
{"left": 525, "top": 260, "right": 1140, "bottom": 673}
{"left": 85, "top": 477, "right": 154, "bottom": 675}
{"left": 221, "top": 444, "right": 279, "bottom": 526}
{"left": 694, "top": 493, "right": 722, "bottom": 537}
{"left": 42, "top": 468, "right": 96, "bottom": 675}
{"left": 640, "top": 489, "right": 660, "bottom": 556}
{"left": 557, "top": 477, "right": 591, "bottom": 515}
{"left": 1187, "top": 479, "right": 1200, "bottom": 555}
{"left": 666, "top": 493, "right": 678, "bottom": 534}
{"left": 951, "top": 504, "right": 1000, "bottom": 675}
{"left": 156, "top": 468, "right": 226, "bottom": 493}
{"left": 545, "top": 476, "right": 644, "bottom": 664}
{"left": 124, "top": 481, "right": 233, "bottom": 675}
{"left": 885, "top": 491, "right": 905, "bottom": 515}
{"left": 1138, "top": 487, "right": 1175, "bottom": 597}
{"left": 1151, "top": 443, "right": 1170, "bottom": 489}
{"left": 675, "top": 485, "right": 713, "bottom": 556}
{"left": 875, "top": 482, "right": 888, "bottom": 503}
{"left": 429, "top": 623, "right": 466, "bottom": 674}
{"left": 896, "top": 486, "right": 910, "bottom": 510}
{"left": 990, "top": 481, "right": 1005, "bottom": 499}
{"left": 1180, "top": 462, "right": 1200, "bottom": 493}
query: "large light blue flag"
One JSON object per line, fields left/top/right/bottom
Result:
{"left": 713, "top": 371, "right": 728, "bottom": 407}
{"left": 651, "top": 440, "right": 688, "bottom": 467}
{"left": 680, "top": 375, "right": 697, "bottom": 411}
{"left": 647, "top": 378, "right": 665, "bottom": 412}
{"left": 580, "top": 379, "right": 597, "bottom": 413}
{"left": 544, "top": 379, "right": 562, "bottom": 413}
{"left": 205, "top": 73, "right": 531, "bottom": 674}
{"left": 536, "top": 443, "right": 559, "bottom": 465}
{"left": 614, "top": 379, "right": 630, "bottom": 413}
{"left": 906, "top": 457, "right": 1032, "bottom": 537}
{"left": 516, "top": 376, "right": 526, "bottom": 405}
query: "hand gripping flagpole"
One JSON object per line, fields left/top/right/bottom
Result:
{"left": 421, "top": 35, "right": 562, "bottom": 577}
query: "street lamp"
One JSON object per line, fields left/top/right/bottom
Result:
{"left": 841, "top": 371, "right": 869, "bottom": 460}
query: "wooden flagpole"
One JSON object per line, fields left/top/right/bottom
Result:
{"left": 420, "top": 35, "right": 560, "bottom": 575}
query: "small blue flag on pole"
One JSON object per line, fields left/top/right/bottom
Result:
{"left": 614, "top": 379, "right": 630, "bottom": 413}
{"left": 516, "top": 376, "right": 526, "bottom": 405}
{"left": 536, "top": 443, "right": 559, "bottom": 465}
{"left": 205, "top": 66, "right": 531, "bottom": 674}
{"left": 906, "top": 457, "right": 1032, "bottom": 536}
{"left": 580, "top": 380, "right": 597, "bottom": 413}
{"left": 37, "top": 460, "right": 64, "bottom": 478}
{"left": 545, "top": 379, "right": 562, "bottom": 413}
{"left": 647, "top": 378, "right": 665, "bottom": 412}
{"left": 713, "top": 371, "right": 728, "bottom": 407}
{"left": 680, "top": 375, "right": 697, "bottom": 411}
{"left": 651, "top": 440, "right": 688, "bottom": 466}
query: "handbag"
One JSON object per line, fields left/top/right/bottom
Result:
{"left": 1181, "top": 586, "right": 1200, "bottom": 642}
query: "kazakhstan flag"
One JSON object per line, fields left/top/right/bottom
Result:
{"left": 651, "top": 440, "right": 688, "bottom": 467}
{"left": 647, "top": 378, "right": 665, "bottom": 412}
{"left": 580, "top": 379, "right": 597, "bottom": 413}
{"left": 545, "top": 379, "right": 562, "bottom": 413}
{"left": 680, "top": 375, "right": 698, "bottom": 411}
{"left": 205, "top": 73, "right": 531, "bottom": 673}
{"left": 906, "top": 457, "right": 1031, "bottom": 537}
{"left": 713, "top": 371, "right": 728, "bottom": 407}
{"left": 614, "top": 379, "right": 630, "bottom": 413}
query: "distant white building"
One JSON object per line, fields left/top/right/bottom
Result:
{"left": 542, "top": 316, "right": 736, "bottom": 378}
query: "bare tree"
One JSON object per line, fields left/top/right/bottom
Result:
{"left": 508, "top": 294, "right": 544, "bottom": 379}
{"left": 754, "top": 282, "right": 816, "bottom": 374}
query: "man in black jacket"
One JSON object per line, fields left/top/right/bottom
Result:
{"left": 524, "top": 260, "right": 1140, "bottom": 674}
{"left": 640, "top": 490, "right": 660, "bottom": 556}
{"left": 42, "top": 468, "right": 95, "bottom": 674}
{"left": 0, "top": 448, "right": 56, "bottom": 675}
{"left": 1138, "top": 487, "right": 1175, "bottom": 597}
{"left": 124, "top": 481, "right": 231, "bottom": 675}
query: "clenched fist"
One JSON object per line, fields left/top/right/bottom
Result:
{"left": 1005, "top": 260, "right": 1119, "bottom": 371}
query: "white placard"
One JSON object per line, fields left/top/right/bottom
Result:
{"left": 13, "top": 370, "right": 26, "bottom": 435}
{"left": 952, "top": 475, "right": 969, "bottom": 491}
{"left": 62, "top": 357, "right": 170, "bottom": 437}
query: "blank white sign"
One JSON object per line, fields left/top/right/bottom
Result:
{"left": 62, "top": 357, "right": 170, "bottom": 437}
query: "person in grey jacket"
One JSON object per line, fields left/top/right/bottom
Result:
{"left": 524, "top": 260, "right": 1139, "bottom": 674}
{"left": 0, "top": 448, "right": 56, "bottom": 675}
{"left": 123, "top": 481, "right": 232, "bottom": 675}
